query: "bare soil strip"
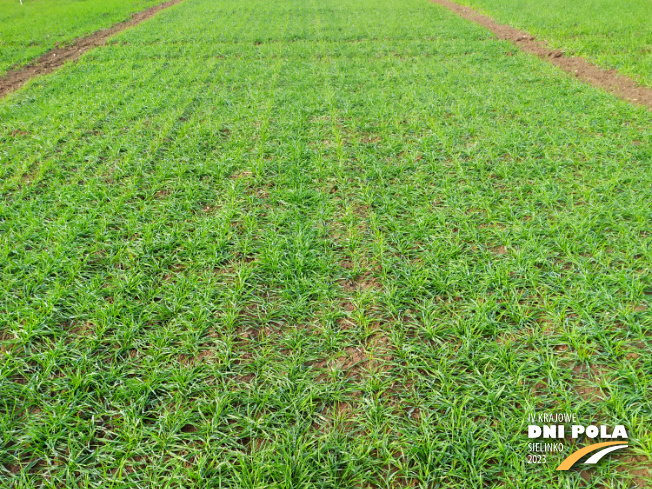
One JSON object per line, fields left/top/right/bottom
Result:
{"left": 0, "top": 0, "right": 185, "bottom": 99}
{"left": 430, "top": 0, "right": 652, "bottom": 109}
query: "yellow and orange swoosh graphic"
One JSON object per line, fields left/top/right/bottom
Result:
{"left": 556, "top": 441, "right": 628, "bottom": 470}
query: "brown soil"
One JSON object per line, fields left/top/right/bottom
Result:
{"left": 0, "top": 0, "right": 185, "bottom": 99}
{"left": 430, "top": 0, "right": 652, "bottom": 109}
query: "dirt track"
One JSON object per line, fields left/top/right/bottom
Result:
{"left": 430, "top": 0, "right": 652, "bottom": 109}
{"left": 0, "top": 0, "right": 185, "bottom": 99}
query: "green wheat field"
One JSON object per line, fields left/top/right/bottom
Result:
{"left": 0, "top": 0, "right": 650, "bottom": 487}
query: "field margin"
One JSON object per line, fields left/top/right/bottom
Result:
{"left": 429, "top": 0, "right": 652, "bottom": 109}
{"left": 0, "top": 0, "right": 186, "bottom": 99}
